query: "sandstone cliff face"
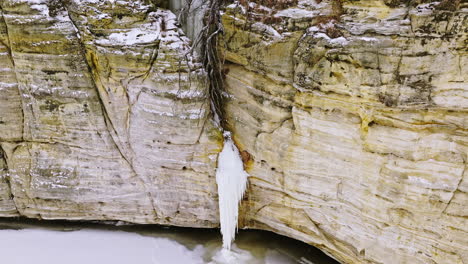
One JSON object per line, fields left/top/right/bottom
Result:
{"left": 221, "top": 1, "right": 467, "bottom": 263}
{"left": 0, "top": 0, "right": 221, "bottom": 226}
{"left": 0, "top": 0, "right": 466, "bottom": 263}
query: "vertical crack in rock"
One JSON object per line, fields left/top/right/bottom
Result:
{"left": 179, "top": 0, "right": 254, "bottom": 247}
{"left": 302, "top": 209, "right": 341, "bottom": 256}
{"left": 62, "top": 4, "right": 160, "bottom": 218}
{"left": 142, "top": 41, "right": 160, "bottom": 80}
{"left": 0, "top": 4, "right": 24, "bottom": 141}
{"left": 442, "top": 163, "right": 466, "bottom": 214}
{"left": 182, "top": 0, "right": 226, "bottom": 126}
{"left": 0, "top": 144, "right": 18, "bottom": 215}
{"left": 64, "top": 9, "right": 134, "bottom": 165}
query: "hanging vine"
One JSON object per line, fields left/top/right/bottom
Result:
{"left": 180, "top": 0, "right": 228, "bottom": 127}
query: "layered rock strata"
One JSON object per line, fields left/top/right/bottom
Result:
{"left": 0, "top": 0, "right": 466, "bottom": 263}
{"left": 0, "top": 0, "right": 221, "bottom": 227}
{"left": 221, "top": 1, "right": 467, "bottom": 263}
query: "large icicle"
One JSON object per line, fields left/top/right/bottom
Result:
{"left": 215, "top": 132, "right": 249, "bottom": 251}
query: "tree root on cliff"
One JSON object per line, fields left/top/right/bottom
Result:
{"left": 180, "top": 0, "right": 227, "bottom": 128}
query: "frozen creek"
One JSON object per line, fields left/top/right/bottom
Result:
{"left": 0, "top": 220, "right": 337, "bottom": 264}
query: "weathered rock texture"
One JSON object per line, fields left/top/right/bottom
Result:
{"left": 0, "top": 0, "right": 466, "bottom": 263}
{"left": 221, "top": 1, "right": 467, "bottom": 263}
{"left": 0, "top": 0, "right": 221, "bottom": 227}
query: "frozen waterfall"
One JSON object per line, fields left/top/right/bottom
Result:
{"left": 215, "top": 132, "right": 249, "bottom": 251}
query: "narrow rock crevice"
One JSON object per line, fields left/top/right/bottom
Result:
{"left": 442, "top": 163, "right": 466, "bottom": 214}
{"left": 63, "top": 4, "right": 160, "bottom": 219}
{"left": 65, "top": 9, "right": 134, "bottom": 163}
{"left": 180, "top": 0, "right": 227, "bottom": 127}
{"left": 0, "top": 5, "right": 25, "bottom": 142}
{"left": 0, "top": 144, "right": 18, "bottom": 214}
{"left": 142, "top": 41, "right": 161, "bottom": 80}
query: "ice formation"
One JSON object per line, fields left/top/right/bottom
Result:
{"left": 215, "top": 132, "right": 250, "bottom": 251}
{"left": 0, "top": 228, "right": 206, "bottom": 264}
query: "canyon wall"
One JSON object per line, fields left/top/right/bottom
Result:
{"left": 222, "top": 1, "right": 467, "bottom": 263}
{"left": 0, "top": 0, "right": 221, "bottom": 227}
{"left": 0, "top": 0, "right": 467, "bottom": 263}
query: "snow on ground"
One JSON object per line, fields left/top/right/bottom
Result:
{"left": 0, "top": 228, "right": 205, "bottom": 264}
{"left": 0, "top": 226, "right": 328, "bottom": 263}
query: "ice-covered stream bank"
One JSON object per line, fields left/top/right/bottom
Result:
{"left": 0, "top": 220, "right": 338, "bottom": 264}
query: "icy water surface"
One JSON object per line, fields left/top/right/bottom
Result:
{"left": 0, "top": 219, "right": 338, "bottom": 264}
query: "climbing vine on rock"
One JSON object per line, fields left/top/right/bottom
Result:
{"left": 181, "top": 0, "right": 228, "bottom": 127}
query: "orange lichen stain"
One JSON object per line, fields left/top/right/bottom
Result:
{"left": 240, "top": 150, "right": 254, "bottom": 171}
{"left": 230, "top": 133, "right": 254, "bottom": 171}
